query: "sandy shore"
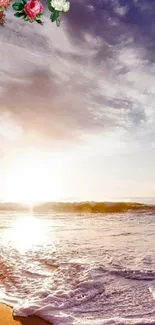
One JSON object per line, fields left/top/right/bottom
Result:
{"left": 0, "top": 304, "right": 51, "bottom": 325}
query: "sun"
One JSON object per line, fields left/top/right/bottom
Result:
{"left": 3, "top": 148, "right": 63, "bottom": 204}
{"left": 2, "top": 214, "right": 53, "bottom": 252}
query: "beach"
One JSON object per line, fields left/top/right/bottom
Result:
{"left": 0, "top": 304, "right": 50, "bottom": 325}
{"left": 1, "top": 210, "right": 155, "bottom": 325}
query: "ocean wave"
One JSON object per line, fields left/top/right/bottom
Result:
{"left": 0, "top": 201, "right": 155, "bottom": 214}
{"left": 110, "top": 268, "right": 155, "bottom": 281}
{"left": 34, "top": 201, "right": 155, "bottom": 214}
{"left": 110, "top": 232, "right": 133, "bottom": 237}
{"left": 89, "top": 265, "right": 155, "bottom": 281}
{"left": 1, "top": 262, "right": 155, "bottom": 325}
{"left": 1, "top": 210, "right": 155, "bottom": 325}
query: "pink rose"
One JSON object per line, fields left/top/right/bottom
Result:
{"left": 24, "top": 0, "right": 43, "bottom": 19}
{"left": 0, "top": 11, "right": 4, "bottom": 18}
{"left": 0, "top": 11, "right": 5, "bottom": 24}
{"left": 0, "top": 0, "right": 9, "bottom": 8}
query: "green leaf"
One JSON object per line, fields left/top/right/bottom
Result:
{"left": 21, "top": 12, "right": 26, "bottom": 18}
{"left": 37, "top": 12, "right": 44, "bottom": 18}
{"left": 20, "top": 0, "right": 27, "bottom": 5}
{"left": 48, "top": 0, "right": 55, "bottom": 12}
{"left": 35, "top": 19, "right": 44, "bottom": 25}
{"left": 17, "top": 3, "right": 24, "bottom": 10}
{"left": 14, "top": 1, "right": 22, "bottom": 5}
{"left": 12, "top": 4, "right": 19, "bottom": 10}
{"left": 14, "top": 11, "right": 25, "bottom": 17}
{"left": 12, "top": 2, "right": 24, "bottom": 11}
{"left": 50, "top": 10, "right": 59, "bottom": 22}
{"left": 56, "top": 16, "right": 60, "bottom": 26}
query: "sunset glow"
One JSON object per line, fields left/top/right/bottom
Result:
{"left": 3, "top": 149, "right": 63, "bottom": 204}
{"left": 1, "top": 0, "right": 155, "bottom": 202}
{"left": 2, "top": 215, "right": 47, "bottom": 251}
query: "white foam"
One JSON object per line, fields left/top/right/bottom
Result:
{"left": 0, "top": 263, "right": 155, "bottom": 325}
{"left": 1, "top": 212, "right": 155, "bottom": 325}
{"left": 0, "top": 249, "right": 106, "bottom": 325}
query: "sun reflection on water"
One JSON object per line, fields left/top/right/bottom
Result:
{"left": 3, "top": 215, "right": 46, "bottom": 252}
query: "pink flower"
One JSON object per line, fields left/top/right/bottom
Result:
{"left": 0, "top": 11, "right": 6, "bottom": 24}
{"left": 24, "top": 0, "right": 43, "bottom": 19}
{"left": 0, "top": 11, "right": 4, "bottom": 18}
{"left": 0, "top": 0, "right": 9, "bottom": 8}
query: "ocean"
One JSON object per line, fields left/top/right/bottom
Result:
{"left": 0, "top": 203, "right": 155, "bottom": 325}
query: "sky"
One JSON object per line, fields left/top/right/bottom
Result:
{"left": 1, "top": 0, "right": 155, "bottom": 202}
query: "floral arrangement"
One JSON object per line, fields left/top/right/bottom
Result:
{"left": 0, "top": 0, "right": 70, "bottom": 25}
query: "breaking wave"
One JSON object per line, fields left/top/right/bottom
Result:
{"left": 34, "top": 201, "right": 155, "bottom": 214}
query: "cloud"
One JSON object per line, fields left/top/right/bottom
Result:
{"left": 1, "top": 0, "right": 155, "bottom": 159}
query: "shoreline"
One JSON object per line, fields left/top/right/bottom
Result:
{"left": 0, "top": 303, "right": 51, "bottom": 325}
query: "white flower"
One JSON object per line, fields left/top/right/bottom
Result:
{"left": 51, "top": 0, "right": 70, "bottom": 12}
{"left": 62, "top": 1, "right": 70, "bottom": 12}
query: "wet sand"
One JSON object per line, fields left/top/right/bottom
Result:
{"left": 0, "top": 304, "right": 51, "bottom": 325}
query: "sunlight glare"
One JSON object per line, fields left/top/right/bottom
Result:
{"left": 3, "top": 149, "right": 63, "bottom": 204}
{"left": 3, "top": 215, "right": 46, "bottom": 252}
